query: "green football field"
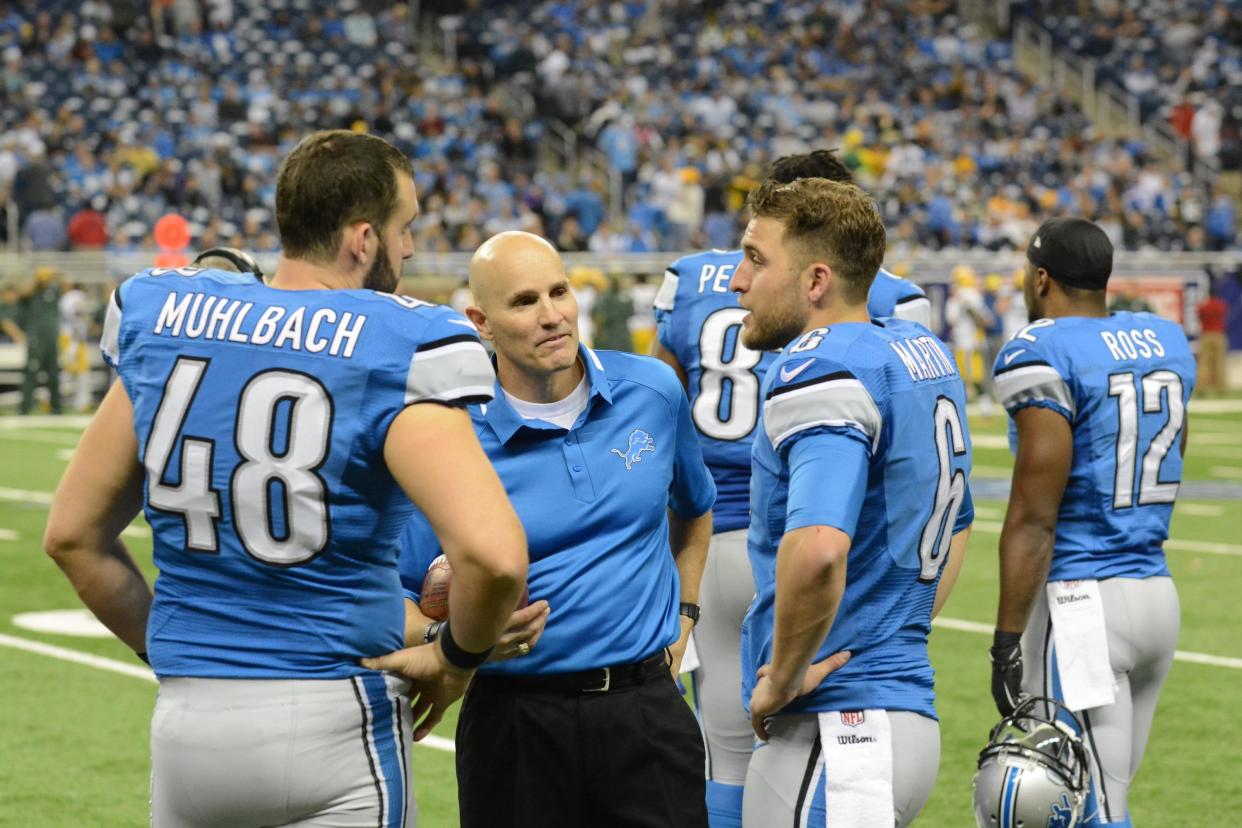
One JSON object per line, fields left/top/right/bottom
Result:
{"left": 1, "top": 404, "right": 1239, "bottom": 827}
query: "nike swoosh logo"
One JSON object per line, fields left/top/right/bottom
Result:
{"left": 1003, "top": 349, "right": 1026, "bottom": 366}
{"left": 779, "top": 359, "right": 815, "bottom": 383}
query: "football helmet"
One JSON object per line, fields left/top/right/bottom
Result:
{"left": 193, "top": 247, "right": 265, "bottom": 282}
{"left": 972, "top": 696, "right": 1089, "bottom": 828}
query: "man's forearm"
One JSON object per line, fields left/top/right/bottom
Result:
{"left": 996, "top": 519, "right": 1054, "bottom": 634}
{"left": 770, "top": 525, "right": 848, "bottom": 692}
{"left": 669, "top": 508, "right": 712, "bottom": 605}
{"left": 51, "top": 539, "right": 151, "bottom": 653}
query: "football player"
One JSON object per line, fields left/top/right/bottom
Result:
{"left": 732, "top": 178, "right": 973, "bottom": 827}
{"left": 651, "top": 149, "right": 934, "bottom": 828}
{"left": 989, "top": 217, "right": 1195, "bottom": 826}
{"left": 43, "top": 130, "right": 527, "bottom": 826}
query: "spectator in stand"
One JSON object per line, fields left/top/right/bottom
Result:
{"left": 1196, "top": 283, "right": 1230, "bottom": 396}
{"left": 67, "top": 195, "right": 110, "bottom": 249}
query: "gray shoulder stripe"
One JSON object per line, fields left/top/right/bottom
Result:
{"left": 100, "top": 291, "right": 122, "bottom": 366}
{"left": 764, "top": 377, "right": 881, "bottom": 452}
{"left": 995, "top": 363, "right": 1074, "bottom": 415}
{"left": 405, "top": 340, "right": 495, "bottom": 404}
{"left": 654, "top": 270, "right": 679, "bottom": 311}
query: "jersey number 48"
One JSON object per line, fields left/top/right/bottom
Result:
{"left": 145, "top": 356, "right": 333, "bottom": 566}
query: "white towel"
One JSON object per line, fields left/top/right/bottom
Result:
{"left": 681, "top": 631, "right": 701, "bottom": 673}
{"left": 1046, "top": 579, "right": 1117, "bottom": 711}
{"left": 817, "top": 710, "right": 895, "bottom": 827}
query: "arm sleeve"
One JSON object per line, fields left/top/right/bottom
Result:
{"left": 397, "top": 508, "right": 442, "bottom": 603}
{"left": 654, "top": 266, "right": 679, "bottom": 352}
{"left": 784, "top": 428, "right": 870, "bottom": 538}
{"left": 100, "top": 276, "right": 142, "bottom": 369}
{"left": 402, "top": 312, "right": 496, "bottom": 406}
{"left": 954, "top": 479, "right": 974, "bottom": 533}
{"left": 763, "top": 360, "right": 882, "bottom": 455}
{"left": 893, "top": 295, "right": 932, "bottom": 329}
{"left": 667, "top": 375, "right": 717, "bottom": 517}
{"left": 992, "top": 337, "right": 1074, "bottom": 422}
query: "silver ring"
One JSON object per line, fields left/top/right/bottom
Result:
{"left": 515, "top": 642, "right": 530, "bottom": 657}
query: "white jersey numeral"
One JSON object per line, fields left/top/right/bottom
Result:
{"left": 1108, "top": 370, "right": 1185, "bottom": 508}
{"left": 692, "top": 308, "right": 763, "bottom": 441}
{"left": 145, "top": 357, "right": 334, "bottom": 565}
{"left": 918, "top": 396, "right": 967, "bottom": 582}
{"left": 146, "top": 358, "right": 221, "bottom": 551}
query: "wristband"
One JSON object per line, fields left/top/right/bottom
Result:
{"left": 991, "top": 630, "right": 1022, "bottom": 651}
{"left": 438, "top": 621, "right": 493, "bottom": 671}
{"left": 423, "top": 620, "right": 443, "bottom": 645}
{"left": 679, "top": 602, "right": 701, "bottom": 626}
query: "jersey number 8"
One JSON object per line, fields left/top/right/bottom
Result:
{"left": 145, "top": 356, "right": 334, "bottom": 566}
{"left": 693, "top": 308, "right": 763, "bottom": 440}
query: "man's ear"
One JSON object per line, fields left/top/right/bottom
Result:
{"left": 345, "top": 221, "right": 374, "bottom": 265}
{"left": 464, "top": 305, "right": 492, "bottom": 341}
{"left": 1034, "top": 267, "right": 1052, "bottom": 298}
{"left": 805, "top": 261, "right": 833, "bottom": 305}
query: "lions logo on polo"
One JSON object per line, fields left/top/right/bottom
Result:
{"left": 611, "top": 429, "right": 655, "bottom": 470}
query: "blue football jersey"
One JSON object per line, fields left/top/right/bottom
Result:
{"left": 868, "top": 267, "right": 930, "bottom": 328}
{"left": 742, "top": 320, "right": 974, "bottom": 719}
{"left": 655, "top": 250, "right": 775, "bottom": 532}
{"left": 993, "top": 312, "right": 1196, "bottom": 581}
{"left": 100, "top": 266, "right": 494, "bottom": 678}
{"left": 654, "top": 257, "right": 931, "bottom": 532}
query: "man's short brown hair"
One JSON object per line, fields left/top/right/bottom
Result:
{"left": 275, "top": 130, "right": 414, "bottom": 263}
{"left": 748, "top": 177, "right": 886, "bottom": 304}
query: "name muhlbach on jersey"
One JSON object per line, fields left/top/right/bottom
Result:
{"left": 152, "top": 291, "right": 367, "bottom": 358}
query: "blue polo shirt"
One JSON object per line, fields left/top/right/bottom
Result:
{"left": 400, "top": 345, "right": 716, "bottom": 675}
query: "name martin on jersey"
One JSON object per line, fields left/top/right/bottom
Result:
{"left": 152, "top": 290, "right": 367, "bottom": 358}
{"left": 889, "top": 335, "right": 957, "bottom": 382}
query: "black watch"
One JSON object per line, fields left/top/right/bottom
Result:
{"left": 679, "top": 602, "right": 701, "bottom": 626}
{"left": 423, "top": 620, "right": 443, "bottom": 645}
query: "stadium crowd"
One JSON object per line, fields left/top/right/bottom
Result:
{"left": 0, "top": 0, "right": 1237, "bottom": 260}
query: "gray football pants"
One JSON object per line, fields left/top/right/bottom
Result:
{"left": 151, "top": 675, "right": 414, "bottom": 827}
{"left": 692, "top": 528, "right": 756, "bottom": 785}
{"left": 742, "top": 711, "right": 939, "bottom": 827}
{"left": 1021, "top": 576, "right": 1179, "bottom": 826}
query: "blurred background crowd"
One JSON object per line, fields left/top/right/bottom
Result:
{"left": 0, "top": 0, "right": 1238, "bottom": 258}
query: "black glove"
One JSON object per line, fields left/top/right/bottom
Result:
{"left": 989, "top": 630, "right": 1024, "bottom": 717}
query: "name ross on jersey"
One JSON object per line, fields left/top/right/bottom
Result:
{"left": 889, "top": 335, "right": 957, "bottom": 382}
{"left": 1099, "top": 328, "right": 1166, "bottom": 362}
{"left": 697, "top": 262, "right": 736, "bottom": 294}
{"left": 153, "top": 290, "right": 367, "bottom": 358}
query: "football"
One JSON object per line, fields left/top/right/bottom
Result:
{"left": 420, "top": 555, "right": 530, "bottom": 622}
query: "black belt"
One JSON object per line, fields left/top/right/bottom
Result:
{"left": 474, "top": 651, "right": 670, "bottom": 694}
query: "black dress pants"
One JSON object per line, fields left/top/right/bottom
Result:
{"left": 456, "top": 657, "right": 708, "bottom": 828}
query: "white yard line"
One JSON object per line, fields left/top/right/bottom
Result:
{"left": 970, "top": 520, "right": 1242, "bottom": 556}
{"left": 1175, "top": 503, "right": 1225, "bottom": 517}
{"left": 971, "top": 465, "right": 1014, "bottom": 478}
{"left": 0, "top": 430, "right": 81, "bottom": 446}
{"left": 0, "top": 631, "right": 456, "bottom": 752}
{"left": 1210, "top": 467, "right": 1242, "bottom": 480}
{"left": 1189, "top": 433, "right": 1242, "bottom": 446}
{"left": 932, "top": 618, "right": 1242, "bottom": 668}
{"left": 0, "top": 528, "right": 18, "bottom": 541}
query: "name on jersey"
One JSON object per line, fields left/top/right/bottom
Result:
{"left": 889, "top": 336, "right": 957, "bottom": 382}
{"left": 1099, "top": 328, "right": 1166, "bottom": 362}
{"left": 697, "top": 262, "right": 735, "bottom": 294}
{"left": 153, "top": 291, "right": 366, "bottom": 358}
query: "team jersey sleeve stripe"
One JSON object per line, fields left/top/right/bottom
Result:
{"left": 415, "top": 333, "right": 481, "bottom": 352}
{"left": 892, "top": 296, "right": 932, "bottom": 327}
{"left": 100, "top": 289, "right": 123, "bottom": 368}
{"left": 994, "top": 363, "right": 1074, "bottom": 417}
{"left": 404, "top": 339, "right": 495, "bottom": 405}
{"left": 763, "top": 375, "right": 882, "bottom": 453}
{"left": 653, "top": 268, "right": 679, "bottom": 311}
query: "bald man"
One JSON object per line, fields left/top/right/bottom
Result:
{"left": 394, "top": 232, "right": 717, "bottom": 827}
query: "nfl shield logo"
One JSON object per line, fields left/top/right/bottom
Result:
{"left": 840, "top": 711, "right": 865, "bottom": 727}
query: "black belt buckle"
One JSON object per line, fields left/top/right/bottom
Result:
{"left": 584, "top": 666, "right": 611, "bottom": 693}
